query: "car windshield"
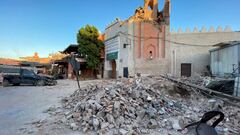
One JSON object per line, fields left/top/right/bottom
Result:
{"left": 22, "top": 69, "right": 35, "bottom": 76}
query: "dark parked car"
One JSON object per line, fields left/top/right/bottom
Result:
{"left": 2, "top": 68, "right": 57, "bottom": 87}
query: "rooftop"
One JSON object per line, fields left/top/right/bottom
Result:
{"left": 210, "top": 41, "right": 240, "bottom": 52}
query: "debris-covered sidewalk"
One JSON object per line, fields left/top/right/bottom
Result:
{"left": 55, "top": 76, "right": 240, "bottom": 135}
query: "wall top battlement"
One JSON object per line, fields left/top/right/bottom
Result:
{"left": 105, "top": 18, "right": 122, "bottom": 30}
{"left": 171, "top": 26, "right": 239, "bottom": 34}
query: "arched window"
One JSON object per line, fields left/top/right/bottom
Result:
{"left": 149, "top": 51, "right": 153, "bottom": 60}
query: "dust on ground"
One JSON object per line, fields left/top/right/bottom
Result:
{"left": 0, "top": 79, "right": 101, "bottom": 135}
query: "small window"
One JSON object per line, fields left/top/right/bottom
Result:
{"left": 123, "top": 44, "right": 127, "bottom": 48}
{"left": 149, "top": 51, "right": 153, "bottom": 60}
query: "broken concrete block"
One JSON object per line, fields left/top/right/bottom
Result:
{"left": 146, "top": 106, "right": 157, "bottom": 118}
{"left": 158, "top": 107, "right": 166, "bottom": 115}
{"left": 70, "top": 123, "right": 78, "bottom": 131}
{"left": 114, "top": 101, "right": 121, "bottom": 110}
{"left": 119, "top": 128, "right": 129, "bottom": 135}
{"left": 208, "top": 99, "right": 224, "bottom": 110}
{"left": 116, "top": 116, "right": 125, "bottom": 127}
{"left": 90, "top": 116, "right": 100, "bottom": 131}
{"left": 171, "top": 118, "right": 184, "bottom": 130}
{"left": 60, "top": 117, "right": 67, "bottom": 124}
{"left": 73, "top": 112, "right": 81, "bottom": 118}
{"left": 74, "top": 102, "right": 81, "bottom": 111}
{"left": 64, "top": 111, "right": 72, "bottom": 116}
{"left": 147, "top": 96, "right": 152, "bottom": 101}
{"left": 147, "top": 119, "right": 158, "bottom": 129}
{"left": 66, "top": 114, "right": 73, "bottom": 120}
{"left": 88, "top": 100, "right": 103, "bottom": 110}
{"left": 139, "top": 128, "right": 149, "bottom": 134}
{"left": 100, "top": 122, "right": 109, "bottom": 129}
{"left": 83, "top": 127, "right": 88, "bottom": 133}
{"left": 106, "top": 114, "right": 115, "bottom": 123}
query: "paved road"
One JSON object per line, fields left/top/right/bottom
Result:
{"left": 0, "top": 80, "right": 97, "bottom": 135}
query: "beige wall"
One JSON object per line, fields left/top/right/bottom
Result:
{"left": 105, "top": 20, "right": 240, "bottom": 78}
{"left": 170, "top": 30, "right": 240, "bottom": 76}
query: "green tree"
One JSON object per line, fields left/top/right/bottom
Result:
{"left": 77, "top": 25, "right": 104, "bottom": 73}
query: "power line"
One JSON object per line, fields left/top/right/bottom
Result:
{"left": 118, "top": 32, "right": 215, "bottom": 47}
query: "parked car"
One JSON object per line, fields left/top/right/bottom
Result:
{"left": 2, "top": 68, "right": 57, "bottom": 87}
{"left": 0, "top": 72, "right": 3, "bottom": 85}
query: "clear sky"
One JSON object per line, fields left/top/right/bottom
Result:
{"left": 0, "top": 0, "right": 239, "bottom": 58}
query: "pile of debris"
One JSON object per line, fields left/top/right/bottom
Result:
{"left": 174, "top": 74, "right": 211, "bottom": 87}
{"left": 59, "top": 76, "right": 240, "bottom": 135}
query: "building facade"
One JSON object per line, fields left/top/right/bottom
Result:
{"left": 170, "top": 28, "right": 240, "bottom": 77}
{"left": 104, "top": 0, "right": 240, "bottom": 78}
{"left": 104, "top": 0, "right": 170, "bottom": 78}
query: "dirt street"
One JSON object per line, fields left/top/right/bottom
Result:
{"left": 0, "top": 80, "right": 100, "bottom": 135}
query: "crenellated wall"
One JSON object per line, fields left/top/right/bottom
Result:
{"left": 171, "top": 26, "right": 235, "bottom": 34}
{"left": 104, "top": 0, "right": 240, "bottom": 78}
{"left": 170, "top": 26, "right": 240, "bottom": 76}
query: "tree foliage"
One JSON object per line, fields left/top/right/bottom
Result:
{"left": 77, "top": 25, "right": 104, "bottom": 70}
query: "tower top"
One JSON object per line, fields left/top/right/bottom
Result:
{"left": 143, "top": 0, "right": 159, "bottom": 19}
{"left": 127, "top": 0, "right": 170, "bottom": 25}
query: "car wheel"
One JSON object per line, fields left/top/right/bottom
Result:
{"left": 2, "top": 79, "right": 10, "bottom": 87}
{"left": 36, "top": 80, "right": 45, "bottom": 86}
{"left": 52, "top": 80, "right": 57, "bottom": 85}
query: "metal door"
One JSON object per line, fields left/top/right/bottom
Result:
{"left": 181, "top": 63, "right": 192, "bottom": 77}
{"left": 123, "top": 67, "right": 129, "bottom": 78}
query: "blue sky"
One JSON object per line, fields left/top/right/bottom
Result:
{"left": 0, "top": 0, "right": 239, "bottom": 58}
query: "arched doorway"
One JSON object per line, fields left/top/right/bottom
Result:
{"left": 111, "top": 60, "right": 117, "bottom": 79}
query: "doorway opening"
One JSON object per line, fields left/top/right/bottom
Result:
{"left": 123, "top": 67, "right": 129, "bottom": 78}
{"left": 181, "top": 63, "right": 192, "bottom": 77}
{"left": 111, "top": 60, "right": 117, "bottom": 79}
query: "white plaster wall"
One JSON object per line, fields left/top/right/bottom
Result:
{"left": 104, "top": 37, "right": 120, "bottom": 66}
{"left": 104, "top": 21, "right": 121, "bottom": 78}
{"left": 104, "top": 20, "right": 133, "bottom": 78}
{"left": 127, "top": 22, "right": 136, "bottom": 77}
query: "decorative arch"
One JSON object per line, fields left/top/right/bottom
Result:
{"left": 144, "top": 44, "right": 156, "bottom": 59}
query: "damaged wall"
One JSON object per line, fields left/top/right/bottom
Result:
{"left": 104, "top": 0, "right": 240, "bottom": 78}
{"left": 104, "top": 0, "right": 171, "bottom": 78}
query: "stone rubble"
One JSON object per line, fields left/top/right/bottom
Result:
{"left": 57, "top": 76, "right": 240, "bottom": 135}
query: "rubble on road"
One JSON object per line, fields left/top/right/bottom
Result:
{"left": 171, "top": 74, "right": 209, "bottom": 87}
{"left": 57, "top": 76, "right": 240, "bottom": 135}
{"left": 176, "top": 74, "right": 236, "bottom": 96}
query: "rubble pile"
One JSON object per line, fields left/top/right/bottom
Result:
{"left": 176, "top": 74, "right": 211, "bottom": 87}
{"left": 59, "top": 77, "right": 240, "bottom": 135}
